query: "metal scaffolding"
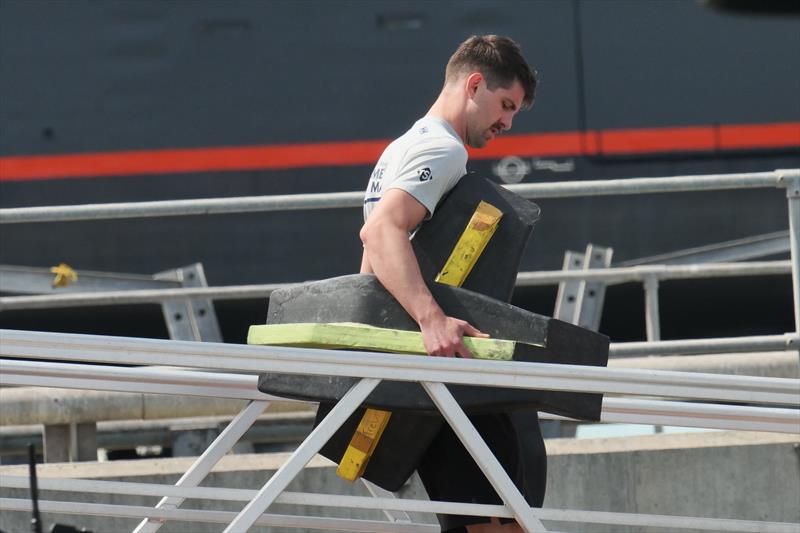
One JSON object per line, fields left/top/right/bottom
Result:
{"left": 1, "top": 329, "right": 798, "bottom": 532}
{"left": 1, "top": 169, "right": 799, "bottom": 532}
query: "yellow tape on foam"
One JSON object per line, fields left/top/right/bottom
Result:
{"left": 435, "top": 201, "right": 503, "bottom": 287}
{"left": 337, "top": 200, "right": 505, "bottom": 482}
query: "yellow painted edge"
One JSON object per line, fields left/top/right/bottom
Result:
{"left": 435, "top": 200, "right": 503, "bottom": 287}
{"left": 336, "top": 445, "right": 368, "bottom": 480}
{"left": 337, "top": 408, "right": 392, "bottom": 481}
{"left": 247, "top": 322, "right": 531, "bottom": 360}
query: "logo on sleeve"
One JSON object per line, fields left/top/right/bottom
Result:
{"left": 417, "top": 167, "right": 433, "bottom": 182}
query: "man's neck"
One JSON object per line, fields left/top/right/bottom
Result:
{"left": 426, "top": 86, "right": 467, "bottom": 145}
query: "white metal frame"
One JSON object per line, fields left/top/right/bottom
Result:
{"left": 1, "top": 168, "right": 798, "bottom": 344}
{"left": 1, "top": 329, "right": 799, "bottom": 532}
{"left": 1, "top": 170, "right": 799, "bottom": 531}
{"left": 0, "top": 170, "right": 795, "bottom": 224}
{"left": 2, "top": 359, "right": 798, "bottom": 434}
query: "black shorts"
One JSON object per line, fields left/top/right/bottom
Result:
{"left": 416, "top": 411, "right": 547, "bottom": 532}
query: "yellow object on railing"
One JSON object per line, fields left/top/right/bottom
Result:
{"left": 50, "top": 263, "right": 78, "bottom": 288}
{"left": 337, "top": 200, "right": 503, "bottom": 482}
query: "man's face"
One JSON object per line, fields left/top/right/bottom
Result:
{"left": 465, "top": 77, "right": 526, "bottom": 149}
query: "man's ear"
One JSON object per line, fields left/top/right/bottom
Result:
{"left": 465, "top": 72, "right": 483, "bottom": 99}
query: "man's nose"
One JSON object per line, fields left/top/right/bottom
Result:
{"left": 501, "top": 114, "right": 513, "bottom": 131}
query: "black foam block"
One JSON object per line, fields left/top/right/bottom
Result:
{"left": 257, "top": 274, "right": 608, "bottom": 491}
{"left": 412, "top": 174, "right": 541, "bottom": 302}
{"left": 255, "top": 175, "right": 608, "bottom": 492}
{"left": 259, "top": 274, "right": 608, "bottom": 418}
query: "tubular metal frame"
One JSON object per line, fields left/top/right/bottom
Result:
{"left": 0, "top": 169, "right": 796, "bottom": 224}
{"left": 2, "top": 359, "right": 798, "bottom": 434}
{"left": 1, "top": 169, "right": 797, "bottom": 349}
{"left": 3, "top": 330, "right": 798, "bottom": 405}
{"left": 0, "top": 260, "right": 789, "bottom": 311}
{"left": 1, "top": 169, "right": 799, "bottom": 531}
{"left": 1, "top": 329, "right": 799, "bottom": 532}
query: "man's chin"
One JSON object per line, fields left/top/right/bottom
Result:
{"left": 467, "top": 137, "right": 488, "bottom": 149}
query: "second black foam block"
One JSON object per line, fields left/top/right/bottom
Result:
{"left": 256, "top": 175, "right": 608, "bottom": 492}
{"left": 259, "top": 274, "right": 608, "bottom": 418}
{"left": 257, "top": 274, "right": 609, "bottom": 490}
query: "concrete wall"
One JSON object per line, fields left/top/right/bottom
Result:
{"left": 1, "top": 431, "right": 798, "bottom": 533}
{"left": 542, "top": 431, "right": 800, "bottom": 532}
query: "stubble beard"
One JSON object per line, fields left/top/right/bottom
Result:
{"left": 465, "top": 124, "right": 487, "bottom": 149}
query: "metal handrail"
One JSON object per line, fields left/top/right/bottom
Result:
{"left": 3, "top": 329, "right": 798, "bottom": 405}
{"left": 1, "top": 330, "right": 798, "bottom": 532}
{"left": 3, "top": 359, "right": 797, "bottom": 433}
{"left": 1, "top": 168, "right": 797, "bottom": 342}
{"left": 1, "top": 169, "right": 798, "bottom": 532}
{"left": 1, "top": 477, "right": 798, "bottom": 533}
{"left": 3, "top": 495, "right": 796, "bottom": 533}
{"left": 610, "top": 333, "right": 797, "bottom": 358}
{"left": 0, "top": 260, "right": 790, "bottom": 311}
{"left": 0, "top": 169, "right": 796, "bottom": 224}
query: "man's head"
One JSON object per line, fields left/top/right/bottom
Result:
{"left": 444, "top": 35, "right": 537, "bottom": 148}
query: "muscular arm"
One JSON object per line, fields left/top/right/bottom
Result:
{"left": 359, "top": 188, "right": 486, "bottom": 357}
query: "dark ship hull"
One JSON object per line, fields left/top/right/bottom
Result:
{"left": 1, "top": 1, "right": 798, "bottom": 341}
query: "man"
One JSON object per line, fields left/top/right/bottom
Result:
{"left": 359, "top": 35, "right": 538, "bottom": 532}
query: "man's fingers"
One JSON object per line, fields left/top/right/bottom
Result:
{"left": 454, "top": 340, "right": 473, "bottom": 359}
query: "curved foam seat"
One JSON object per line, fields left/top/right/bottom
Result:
{"left": 252, "top": 175, "right": 607, "bottom": 492}
{"left": 256, "top": 274, "right": 608, "bottom": 418}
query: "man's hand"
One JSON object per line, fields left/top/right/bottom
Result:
{"left": 419, "top": 309, "right": 488, "bottom": 358}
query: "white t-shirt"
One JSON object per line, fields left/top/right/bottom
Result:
{"left": 363, "top": 116, "right": 467, "bottom": 221}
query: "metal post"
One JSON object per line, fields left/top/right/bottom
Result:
{"left": 643, "top": 273, "right": 665, "bottom": 431}
{"left": 553, "top": 250, "right": 584, "bottom": 322}
{"left": 644, "top": 274, "right": 661, "bottom": 342}
{"left": 155, "top": 264, "right": 223, "bottom": 342}
{"left": 782, "top": 174, "right": 800, "bottom": 338}
{"left": 573, "top": 244, "right": 613, "bottom": 331}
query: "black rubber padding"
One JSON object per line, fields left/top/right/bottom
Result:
{"left": 255, "top": 175, "right": 609, "bottom": 495}
{"left": 259, "top": 274, "right": 608, "bottom": 418}
{"left": 412, "top": 173, "right": 541, "bottom": 303}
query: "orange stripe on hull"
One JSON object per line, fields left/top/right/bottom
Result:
{"left": 600, "top": 126, "right": 716, "bottom": 154}
{"left": 1, "top": 122, "right": 797, "bottom": 182}
{"left": 719, "top": 123, "right": 800, "bottom": 150}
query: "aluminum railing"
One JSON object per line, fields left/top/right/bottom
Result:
{"left": 0, "top": 260, "right": 790, "bottom": 310}
{"left": 1, "top": 170, "right": 796, "bottom": 224}
{"left": 2, "top": 168, "right": 798, "bottom": 343}
{"left": 3, "top": 357, "right": 797, "bottom": 434}
{"left": 2, "top": 169, "right": 799, "bottom": 531}
{"left": 1, "top": 329, "right": 798, "bottom": 532}
{"left": 1, "top": 260, "right": 793, "bottom": 346}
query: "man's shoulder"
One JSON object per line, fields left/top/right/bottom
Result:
{"left": 399, "top": 119, "right": 466, "bottom": 160}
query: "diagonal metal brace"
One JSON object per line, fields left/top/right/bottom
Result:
{"left": 421, "top": 381, "right": 548, "bottom": 532}
{"left": 223, "top": 378, "right": 381, "bottom": 532}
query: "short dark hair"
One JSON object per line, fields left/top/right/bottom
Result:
{"left": 445, "top": 35, "right": 537, "bottom": 109}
